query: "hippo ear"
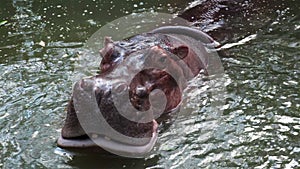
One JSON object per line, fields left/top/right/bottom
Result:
{"left": 100, "top": 37, "right": 114, "bottom": 58}
{"left": 104, "top": 36, "right": 113, "bottom": 45}
{"left": 171, "top": 45, "right": 189, "bottom": 60}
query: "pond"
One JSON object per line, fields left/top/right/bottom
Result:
{"left": 0, "top": 0, "right": 299, "bottom": 168}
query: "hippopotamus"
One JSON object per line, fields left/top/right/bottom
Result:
{"left": 57, "top": 26, "right": 218, "bottom": 157}
{"left": 57, "top": 0, "right": 285, "bottom": 157}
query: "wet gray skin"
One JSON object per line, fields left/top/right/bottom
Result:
{"left": 57, "top": 27, "right": 216, "bottom": 157}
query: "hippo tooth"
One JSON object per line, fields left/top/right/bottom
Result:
{"left": 104, "top": 136, "right": 111, "bottom": 141}
{"left": 91, "top": 134, "right": 99, "bottom": 139}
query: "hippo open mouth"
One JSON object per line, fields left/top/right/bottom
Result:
{"left": 57, "top": 26, "right": 218, "bottom": 157}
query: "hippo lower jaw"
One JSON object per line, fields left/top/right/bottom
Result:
{"left": 57, "top": 120, "right": 158, "bottom": 157}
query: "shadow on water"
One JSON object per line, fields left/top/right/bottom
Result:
{"left": 0, "top": 0, "right": 299, "bottom": 168}
{"left": 66, "top": 153, "right": 160, "bottom": 169}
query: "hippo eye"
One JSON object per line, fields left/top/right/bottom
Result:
{"left": 136, "top": 86, "right": 147, "bottom": 98}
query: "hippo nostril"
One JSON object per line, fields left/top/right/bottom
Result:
{"left": 80, "top": 78, "right": 94, "bottom": 89}
{"left": 136, "top": 85, "right": 148, "bottom": 98}
{"left": 80, "top": 80, "right": 85, "bottom": 89}
{"left": 80, "top": 79, "right": 89, "bottom": 89}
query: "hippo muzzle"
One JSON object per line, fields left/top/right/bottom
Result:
{"left": 57, "top": 26, "right": 218, "bottom": 157}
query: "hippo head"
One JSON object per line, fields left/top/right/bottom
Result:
{"left": 57, "top": 26, "right": 215, "bottom": 157}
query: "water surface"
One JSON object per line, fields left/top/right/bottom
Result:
{"left": 0, "top": 0, "right": 299, "bottom": 168}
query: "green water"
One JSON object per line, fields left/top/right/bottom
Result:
{"left": 0, "top": 0, "right": 299, "bottom": 168}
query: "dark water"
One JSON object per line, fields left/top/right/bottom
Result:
{"left": 0, "top": 0, "right": 299, "bottom": 168}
